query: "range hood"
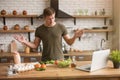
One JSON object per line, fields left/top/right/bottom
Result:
{"left": 39, "top": 0, "right": 73, "bottom": 18}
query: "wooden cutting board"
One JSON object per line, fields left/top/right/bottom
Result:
{"left": 10, "top": 40, "right": 17, "bottom": 53}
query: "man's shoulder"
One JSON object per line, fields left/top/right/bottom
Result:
{"left": 56, "top": 23, "right": 66, "bottom": 29}
{"left": 56, "top": 23, "right": 65, "bottom": 26}
{"left": 36, "top": 24, "right": 44, "bottom": 29}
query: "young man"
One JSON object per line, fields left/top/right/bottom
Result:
{"left": 14, "top": 7, "right": 83, "bottom": 61}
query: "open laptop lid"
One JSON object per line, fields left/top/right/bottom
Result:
{"left": 76, "top": 49, "right": 110, "bottom": 72}
{"left": 90, "top": 49, "right": 110, "bottom": 72}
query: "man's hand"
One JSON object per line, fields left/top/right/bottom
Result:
{"left": 74, "top": 29, "right": 83, "bottom": 38}
{"left": 13, "top": 34, "right": 27, "bottom": 43}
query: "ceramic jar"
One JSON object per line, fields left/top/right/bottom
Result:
{"left": 23, "top": 10, "right": 27, "bottom": 15}
{"left": 3, "top": 25, "right": 8, "bottom": 30}
{"left": 1, "top": 9, "right": 7, "bottom": 15}
{"left": 13, "top": 10, "right": 17, "bottom": 15}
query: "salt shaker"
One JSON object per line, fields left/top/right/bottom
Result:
{"left": 7, "top": 65, "right": 18, "bottom": 76}
{"left": 71, "top": 56, "right": 76, "bottom": 68}
{"left": 7, "top": 65, "right": 13, "bottom": 75}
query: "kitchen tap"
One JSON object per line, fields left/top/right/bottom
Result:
{"left": 62, "top": 43, "right": 68, "bottom": 53}
{"left": 100, "top": 39, "right": 106, "bottom": 50}
{"left": 62, "top": 43, "right": 69, "bottom": 59}
{"left": 39, "top": 44, "right": 43, "bottom": 52}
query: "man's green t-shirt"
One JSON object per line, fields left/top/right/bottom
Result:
{"left": 35, "top": 23, "right": 68, "bottom": 61}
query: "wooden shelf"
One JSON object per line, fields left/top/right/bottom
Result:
{"left": 0, "top": 14, "right": 38, "bottom": 18}
{"left": 83, "top": 29, "right": 113, "bottom": 33}
{"left": 73, "top": 15, "right": 112, "bottom": 18}
{"left": 72, "top": 15, "right": 112, "bottom": 25}
{"left": 0, "top": 30, "right": 35, "bottom": 41}
{"left": 74, "top": 29, "right": 112, "bottom": 40}
{"left": 0, "top": 14, "right": 39, "bottom": 25}
{"left": 83, "top": 29, "right": 112, "bottom": 40}
{"left": 0, "top": 30, "right": 35, "bottom": 33}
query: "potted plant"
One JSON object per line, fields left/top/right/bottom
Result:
{"left": 109, "top": 50, "right": 120, "bottom": 69}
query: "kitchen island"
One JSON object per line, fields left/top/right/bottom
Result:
{"left": 0, "top": 61, "right": 120, "bottom": 80}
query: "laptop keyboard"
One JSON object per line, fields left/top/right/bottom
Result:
{"left": 76, "top": 64, "right": 91, "bottom": 71}
{"left": 85, "top": 67, "right": 91, "bottom": 70}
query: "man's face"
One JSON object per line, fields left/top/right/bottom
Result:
{"left": 44, "top": 13, "right": 55, "bottom": 26}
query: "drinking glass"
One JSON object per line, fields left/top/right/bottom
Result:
{"left": 84, "top": 9, "right": 88, "bottom": 15}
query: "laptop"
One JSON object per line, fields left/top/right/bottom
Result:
{"left": 76, "top": 49, "right": 110, "bottom": 72}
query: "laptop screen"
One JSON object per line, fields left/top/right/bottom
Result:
{"left": 90, "top": 49, "right": 110, "bottom": 72}
{"left": 76, "top": 49, "right": 110, "bottom": 72}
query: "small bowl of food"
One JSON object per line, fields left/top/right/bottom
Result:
{"left": 57, "top": 59, "right": 71, "bottom": 68}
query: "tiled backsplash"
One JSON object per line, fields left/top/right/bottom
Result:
{"left": 0, "top": 0, "right": 113, "bottom": 52}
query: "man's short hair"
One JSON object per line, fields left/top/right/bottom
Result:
{"left": 43, "top": 7, "right": 55, "bottom": 17}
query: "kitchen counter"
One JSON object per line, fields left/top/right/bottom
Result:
{"left": 0, "top": 61, "right": 120, "bottom": 80}
{"left": 0, "top": 52, "right": 42, "bottom": 58}
{"left": 0, "top": 50, "right": 93, "bottom": 57}
{"left": 0, "top": 51, "right": 93, "bottom": 62}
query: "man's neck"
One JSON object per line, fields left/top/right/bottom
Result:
{"left": 44, "top": 22, "right": 56, "bottom": 27}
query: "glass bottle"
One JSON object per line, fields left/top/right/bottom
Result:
{"left": 102, "top": 8, "right": 105, "bottom": 15}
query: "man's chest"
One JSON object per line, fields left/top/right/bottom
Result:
{"left": 39, "top": 28, "right": 62, "bottom": 40}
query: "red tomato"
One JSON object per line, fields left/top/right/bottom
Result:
{"left": 34, "top": 64, "right": 41, "bottom": 68}
{"left": 40, "top": 64, "right": 46, "bottom": 69}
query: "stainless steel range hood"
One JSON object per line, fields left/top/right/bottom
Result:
{"left": 50, "top": 0, "right": 73, "bottom": 18}
{"left": 39, "top": 0, "right": 73, "bottom": 18}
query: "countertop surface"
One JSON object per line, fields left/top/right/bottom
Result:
{"left": 0, "top": 61, "right": 120, "bottom": 80}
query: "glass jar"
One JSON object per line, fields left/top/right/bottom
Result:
{"left": 25, "top": 46, "right": 30, "bottom": 54}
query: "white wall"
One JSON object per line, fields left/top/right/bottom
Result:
{"left": 0, "top": 0, "right": 113, "bottom": 52}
